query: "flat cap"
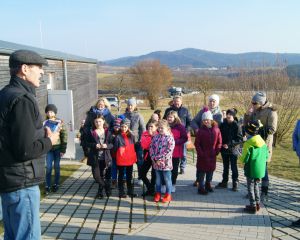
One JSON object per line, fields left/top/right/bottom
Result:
{"left": 9, "top": 49, "right": 48, "bottom": 68}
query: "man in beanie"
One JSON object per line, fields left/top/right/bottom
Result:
{"left": 241, "top": 120, "right": 269, "bottom": 214}
{"left": 217, "top": 109, "right": 243, "bottom": 191}
{"left": 244, "top": 91, "right": 278, "bottom": 200}
{"left": 163, "top": 95, "right": 192, "bottom": 174}
{"left": 0, "top": 50, "right": 59, "bottom": 239}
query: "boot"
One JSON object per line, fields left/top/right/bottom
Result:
{"left": 96, "top": 185, "right": 104, "bottom": 199}
{"left": 118, "top": 181, "right": 127, "bottom": 198}
{"left": 198, "top": 187, "right": 208, "bottom": 195}
{"left": 127, "top": 182, "right": 138, "bottom": 197}
{"left": 232, "top": 181, "right": 238, "bottom": 192}
{"left": 205, "top": 182, "right": 213, "bottom": 192}
{"left": 244, "top": 205, "right": 257, "bottom": 214}
{"left": 161, "top": 193, "right": 172, "bottom": 203}
{"left": 104, "top": 181, "right": 111, "bottom": 197}
{"left": 216, "top": 181, "right": 228, "bottom": 189}
{"left": 154, "top": 192, "right": 161, "bottom": 202}
{"left": 261, "top": 186, "right": 269, "bottom": 201}
{"left": 256, "top": 203, "right": 260, "bottom": 212}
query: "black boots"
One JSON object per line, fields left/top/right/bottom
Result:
{"left": 96, "top": 185, "right": 104, "bottom": 199}
{"left": 261, "top": 186, "right": 269, "bottom": 201}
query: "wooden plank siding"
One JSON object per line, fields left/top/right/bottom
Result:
{"left": 0, "top": 54, "right": 97, "bottom": 130}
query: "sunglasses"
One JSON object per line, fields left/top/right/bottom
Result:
{"left": 251, "top": 102, "right": 258, "bottom": 105}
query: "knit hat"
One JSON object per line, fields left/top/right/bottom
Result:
{"left": 202, "top": 111, "right": 213, "bottom": 121}
{"left": 245, "top": 120, "right": 262, "bottom": 136}
{"left": 121, "top": 118, "right": 131, "bottom": 127}
{"left": 127, "top": 98, "right": 136, "bottom": 106}
{"left": 226, "top": 109, "right": 236, "bottom": 117}
{"left": 209, "top": 94, "right": 220, "bottom": 105}
{"left": 45, "top": 104, "right": 57, "bottom": 114}
{"left": 114, "top": 118, "right": 122, "bottom": 128}
{"left": 252, "top": 92, "right": 266, "bottom": 105}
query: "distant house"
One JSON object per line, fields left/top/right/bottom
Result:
{"left": 0, "top": 40, "right": 98, "bottom": 129}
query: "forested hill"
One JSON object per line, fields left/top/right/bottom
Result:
{"left": 104, "top": 48, "right": 300, "bottom": 68}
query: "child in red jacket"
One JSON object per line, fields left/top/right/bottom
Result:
{"left": 140, "top": 120, "right": 158, "bottom": 196}
{"left": 114, "top": 118, "right": 137, "bottom": 198}
{"left": 195, "top": 110, "right": 222, "bottom": 195}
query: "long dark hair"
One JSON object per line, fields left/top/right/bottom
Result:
{"left": 92, "top": 115, "right": 107, "bottom": 130}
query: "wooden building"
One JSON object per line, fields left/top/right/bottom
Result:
{"left": 0, "top": 40, "right": 98, "bottom": 129}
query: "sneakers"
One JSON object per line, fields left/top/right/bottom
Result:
{"left": 161, "top": 193, "right": 172, "bottom": 203}
{"left": 137, "top": 179, "right": 143, "bottom": 186}
{"left": 171, "top": 185, "right": 176, "bottom": 193}
{"left": 52, "top": 184, "right": 59, "bottom": 192}
{"left": 179, "top": 169, "right": 185, "bottom": 174}
{"left": 161, "top": 185, "right": 166, "bottom": 194}
{"left": 216, "top": 181, "right": 228, "bottom": 189}
{"left": 45, "top": 187, "right": 51, "bottom": 195}
{"left": 232, "top": 181, "right": 238, "bottom": 192}
{"left": 244, "top": 205, "right": 257, "bottom": 214}
{"left": 154, "top": 192, "right": 161, "bottom": 202}
{"left": 292, "top": 219, "right": 300, "bottom": 227}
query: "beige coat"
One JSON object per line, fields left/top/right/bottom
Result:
{"left": 244, "top": 101, "right": 278, "bottom": 162}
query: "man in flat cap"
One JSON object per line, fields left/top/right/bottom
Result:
{"left": 0, "top": 49, "right": 59, "bottom": 239}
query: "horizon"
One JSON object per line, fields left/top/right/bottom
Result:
{"left": 1, "top": 1, "right": 300, "bottom": 61}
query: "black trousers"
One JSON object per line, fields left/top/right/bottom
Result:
{"left": 171, "top": 158, "right": 180, "bottom": 185}
{"left": 140, "top": 159, "right": 156, "bottom": 192}
{"left": 92, "top": 160, "right": 111, "bottom": 189}
{"left": 117, "top": 165, "right": 133, "bottom": 192}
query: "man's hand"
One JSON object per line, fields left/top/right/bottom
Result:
{"left": 45, "top": 127, "right": 60, "bottom": 145}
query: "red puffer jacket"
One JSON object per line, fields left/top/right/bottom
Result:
{"left": 195, "top": 122, "right": 222, "bottom": 172}
{"left": 115, "top": 132, "right": 137, "bottom": 166}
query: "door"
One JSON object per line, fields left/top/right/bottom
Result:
{"left": 47, "top": 90, "right": 75, "bottom": 159}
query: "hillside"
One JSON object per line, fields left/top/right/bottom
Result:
{"left": 104, "top": 48, "right": 300, "bottom": 68}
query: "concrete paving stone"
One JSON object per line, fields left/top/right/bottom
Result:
{"left": 62, "top": 227, "right": 80, "bottom": 233}
{"left": 65, "top": 222, "right": 83, "bottom": 227}
{"left": 76, "top": 233, "right": 94, "bottom": 239}
{"left": 114, "top": 228, "right": 129, "bottom": 235}
{"left": 43, "top": 231, "right": 60, "bottom": 238}
{"left": 277, "top": 235, "right": 298, "bottom": 240}
{"left": 94, "top": 234, "right": 111, "bottom": 240}
{"left": 72, "top": 213, "right": 88, "bottom": 218}
{"left": 57, "top": 233, "right": 77, "bottom": 239}
{"left": 79, "top": 227, "right": 95, "bottom": 234}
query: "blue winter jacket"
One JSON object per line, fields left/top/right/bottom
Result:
{"left": 293, "top": 120, "right": 300, "bottom": 157}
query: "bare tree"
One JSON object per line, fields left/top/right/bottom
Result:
{"left": 129, "top": 60, "right": 173, "bottom": 109}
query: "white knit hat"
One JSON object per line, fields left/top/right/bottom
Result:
{"left": 209, "top": 94, "right": 220, "bottom": 105}
{"left": 202, "top": 111, "right": 213, "bottom": 121}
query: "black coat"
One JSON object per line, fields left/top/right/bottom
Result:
{"left": 83, "top": 128, "right": 113, "bottom": 167}
{"left": 219, "top": 119, "right": 242, "bottom": 154}
{"left": 0, "top": 76, "right": 52, "bottom": 193}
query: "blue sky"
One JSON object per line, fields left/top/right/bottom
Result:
{"left": 1, "top": 0, "right": 300, "bottom": 61}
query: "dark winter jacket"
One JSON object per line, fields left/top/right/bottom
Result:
{"left": 123, "top": 110, "right": 145, "bottom": 142}
{"left": 219, "top": 119, "right": 243, "bottom": 154}
{"left": 0, "top": 76, "right": 52, "bottom": 193}
{"left": 170, "top": 123, "right": 188, "bottom": 158}
{"left": 84, "top": 106, "right": 115, "bottom": 132}
{"left": 195, "top": 122, "right": 222, "bottom": 172}
{"left": 163, "top": 105, "right": 192, "bottom": 130}
{"left": 84, "top": 128, "right": 113, "bottom": 167}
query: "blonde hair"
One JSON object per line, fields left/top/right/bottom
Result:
{"left": 167, "top": 110, "right": 182, "bottom": 125}
{"left": 95, "top": 97, "right": 111, "bottom": 110}
{"left": 158, "top": 119, "right": 171, "bottom": 133}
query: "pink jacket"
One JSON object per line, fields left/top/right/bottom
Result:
{"left": 170, "top": 123, "right": 188, "bottom": 158}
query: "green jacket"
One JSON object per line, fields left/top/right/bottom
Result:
{"left": 240, "top": 135, "right": 269, "bottom": 179}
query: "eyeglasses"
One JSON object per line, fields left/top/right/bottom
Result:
{"left": 251, "top": 102, "right": 258, "bottom": 105}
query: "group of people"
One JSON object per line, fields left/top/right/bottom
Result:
{"left": 0, "top": 49, "right": 299, "bottom": 240}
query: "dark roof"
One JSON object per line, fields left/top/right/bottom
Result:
{"left": 0, "top": 39, "right": 97, "bottom": 64}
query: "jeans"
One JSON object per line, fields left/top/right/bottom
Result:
{"left": 197, "top": 170, "right": 214, "bottom": 188}
{"left": 262, "top": 163, "right": 269, "bottom": 187}
{"left": 111, "top": 158, "right": 126, "bottom": 181}
{"left": 247, "top": 177, "right": 260, "bottom": 206}
{"left": 179, "top": 143, "right": 187, "bottom": 170}
{"left": 46, "top": 149, "right": 61, "bottom": 187}
{"left": 221, "top": 152, "right": 239, "bottom": 183}
{"left": 1, "top": 185, "right": 41, "bottom": 240}
{"left": 171, "top": 158, "right": 180, "bottom": 185}
{"left": 155, "top": 170, "right": 172, "bottom": 194}
{"left": 135, "top": 143, "right": 144, "bottom": 179}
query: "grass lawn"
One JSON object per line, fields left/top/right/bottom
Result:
{"left": 0, "top": 164, "right": 81, "bottom": 234}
